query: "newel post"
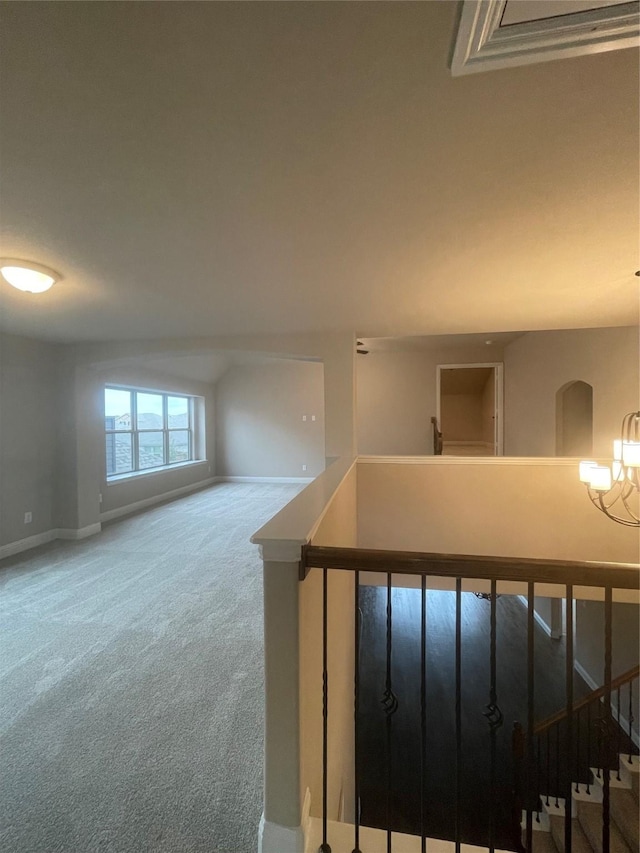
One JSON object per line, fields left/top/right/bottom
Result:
{"left": 258, "top": 541, "right": 306, "bottom": 853}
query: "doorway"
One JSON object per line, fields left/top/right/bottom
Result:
{"left": 436, "top": 363, "right": 503, "bottom": 456}
{"left": 556, "top": 380, "right": 593, "bottom": 456}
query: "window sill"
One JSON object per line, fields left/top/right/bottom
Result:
{"left": 106, "top": 460, "right": 209, "bottom": 485}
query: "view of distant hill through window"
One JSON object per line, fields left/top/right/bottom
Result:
{"left": 104, "top": 387, "right": 194, "bottom": 477}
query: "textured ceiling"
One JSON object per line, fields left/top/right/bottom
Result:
{"left": 0, "top": 1, "right": 638, "bottom": 344}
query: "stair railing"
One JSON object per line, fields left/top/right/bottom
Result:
{"left": 513, "top": 661, "right": 639, "bottom": 852}
{"left": 300, "top": 544, "right": 639, "bottom": 853}
{"left": 430, "top": 416, "right": 443, "bottom": 455}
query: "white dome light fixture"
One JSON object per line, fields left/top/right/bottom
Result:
{"left": 0, "top": 259, "right": 59, "bottom": 293}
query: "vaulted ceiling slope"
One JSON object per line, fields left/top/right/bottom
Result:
{"left": 0, "top": 1, "right": 638, "bottom": 344}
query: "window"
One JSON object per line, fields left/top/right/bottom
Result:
{"left": 105, "top": 386, "right": 196, "bottom": 478}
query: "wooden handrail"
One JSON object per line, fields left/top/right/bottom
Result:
{"left": 302, "top": 545, "right": 640, "bottom": 589}
{"left": 533, "top": 664, "right": 640, "bottom": 736}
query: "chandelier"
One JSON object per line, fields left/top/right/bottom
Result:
{"left": 579, "top": 412, "right": 640, "bottom": 527}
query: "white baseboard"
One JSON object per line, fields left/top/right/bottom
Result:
{"left": 216, "top": 475, "right": 314, "bottom": 485}
{"left": 57, "top": 523, "right": 102, "bottom": 541}
{"left": 258, "top": 813, "right": 305, "bottom": 853}
{"left": 517, "top": 595, "right": 561, "bottom": 639}
{"left": 0, "top": 523, "right": 103, "bottom": 561}
{"left": 100, "top": 477, "right": 217, "bottom": 522}
{"left": 0, "top": 529, "right": 58, "bottom": 560}
{"left": 574, "top": 659, "right": 639, "bottom": 748}
{"left": 575, "top": 658, "right": 599, "bottom": 692}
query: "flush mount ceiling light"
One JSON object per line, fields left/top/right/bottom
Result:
{"left": 0, "top": 259, "right": 59, "bottom": 293}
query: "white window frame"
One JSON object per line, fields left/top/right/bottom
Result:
{"left": 105, "top": 385, "right": 195, "bottom": 479}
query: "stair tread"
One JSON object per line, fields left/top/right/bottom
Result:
{"left": 529, "top": 831, "right": 559, "bottom": 853}
{"left": 577, "top": 800, "right": 632, "bottom": 853}
{"left": 549, "top": 815, "right": 593, "bottom": 853}
{"left": 610, "top": 786, "right": 640, "bottom": 852}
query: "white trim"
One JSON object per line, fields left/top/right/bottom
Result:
{"left": 258, "top": 814, "right": 304, "bottom": 853}
{"left": 451, "top": 0, "right": 639, "bottom": 77}
{"left": 575, "top": 658, "right": 600, "bottom": 694}
{"left": 57, "top": 523, "right": 102, "bottom": 541}
{"left": 0, "top": 529, "right": 57, "bottom": 560}
{"left": 358, "top": 454, "right": 582, "bottom": 466}
{"left": 0, "top": 524, "right": 103, "bottom": 561}
{"left": 516, "top": 595, "right": 561, "bottom": 639}
{"left": 301, "top": 788, "right": 311, "bottom": 840}
{"left": 100, "top": 477, "right": 216, "bottom": 522}
{"left": 216, "top": 475, "right": 314, "bottom": 485}
{"left": 258, "top": 542, "right": 305, "bottom": 563}
{"left": 251, "top": 457, "right": 356, "bottom": 557}
{"left": 574, "top": 659, "right": 640, "bottom": 748}
{"left": 106, "top": 459, "right": 207, "bottom": 485}
{"left": 436, "top": 361, "right": 504, "bottom": 456}
{"left": 442, "top": 440, "right": 495, "bottom": 447}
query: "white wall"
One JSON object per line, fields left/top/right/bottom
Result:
{"left": 0, "top": 333, "right": 59, "bottom": 547}
{"left": 357, "top": 459, "right": 639, "bottom": 565}
{"left": 357, "top": 326, "right": 639, "bottom": 458}
{"left": 504, "top": 326, "right": 639, "bottom": 457}
{"left": 215, "top": 360, "right": 325, "bottom": 478}
{"left": 357, "top": 345, "right": 504, "bottom": 456}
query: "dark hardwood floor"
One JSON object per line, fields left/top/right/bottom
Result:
{"left": 356, "top": 587, "right": 593, "bottom": 850}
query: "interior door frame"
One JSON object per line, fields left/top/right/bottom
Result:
{"left": 436, "top": 362, "right": 504, "bottom": 456}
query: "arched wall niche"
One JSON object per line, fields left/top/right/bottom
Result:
{"left": 556, "top": 380, "right": 593, "bottom": 456}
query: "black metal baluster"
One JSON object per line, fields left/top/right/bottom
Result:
{"left": 564, "top": 587, "right": 573, "bottom": 853}
{"left": 555, "top": 726, "right": 560, "bottom": 809}
{"left": 353, "top": 570, "right": 361, "bottom": 853}
{"left": 321, "top": 568, "right": 331, "bottom": 853}
{"left": 455, "top": 578, "right": 462, "bottom": 853}
{"left": 602, "top": 587, "right": 612, "bottom": 853}
{"left": 526, "top": 582, "right": 535, "bottom": 850}
{"left": 382, "top": 572, "right": 397, "bottom": 853}
{"left": 616, "top": 687, "right": 622, "bottom": 781}
{"left": 536, "top": 736, "right": 541, "bottom": 822}
{"left": 545, "top": 730, "right": 550, "bottom": 806}
{"left": 586, "top": 702, "right": 592, "bottom": 794}
{"left": 628, "top": 681, "right": 635, "bottom": 763}
{"left": 575, "top": 707, "right": 581, "bottom": 794}
{"left": 421, "top": 575, "right": 427, "bottom": 853}
{"left": 484, "top": 579, "right": 503, "bottom": 853}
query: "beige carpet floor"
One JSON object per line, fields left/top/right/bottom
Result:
{"left": 0, "top": 482, "right": 304, "bottom": 853}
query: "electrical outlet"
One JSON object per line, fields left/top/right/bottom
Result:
{"left": 99, "top": 493, "right": 103, "bottom": 504}
{"left": 302, "top": 415, "right": 307, "bottom": 421}
{"left": 24, "top": 512, "right": 33, "bottom": 524}
{"left": 302, "top": 464, "right": 307, "bottom": 472}
{"left": 311, "top": 415, "right": 316, "bottom": 421}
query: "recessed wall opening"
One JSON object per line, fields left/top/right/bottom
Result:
{"left": 556, "top": 380, "right": 593, "bottom": 456}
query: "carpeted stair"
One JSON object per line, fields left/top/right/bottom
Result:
{"left": 525, "top": 755, "right": 639, "bottom": 852}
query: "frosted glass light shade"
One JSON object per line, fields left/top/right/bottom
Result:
{"left": 579, "top": 461, "right": 597, "bottom": 483}
{"left": 613, "top": 439, "right": 623, "bottom": 461}
{"left": 612, "top": 460, "right": 623, "bottom": 481}
{"left": 589, "top": 465, "right": 612, "bottom": 491}
{"left": 0, "top": 261, "right": 57, "bottom": 293}
{"left": 622, "top": 441, "right": 640, "bottom": 467}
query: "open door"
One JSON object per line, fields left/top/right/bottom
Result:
{"left": 436, "top": 363, "right": 503, "bottom": 456}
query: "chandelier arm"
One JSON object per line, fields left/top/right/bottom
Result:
{"left": 619, "top": 490, "right": 640, "bottom": 523}
{"left": 593, "top": 491, "right": 640, "bottom": 526}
